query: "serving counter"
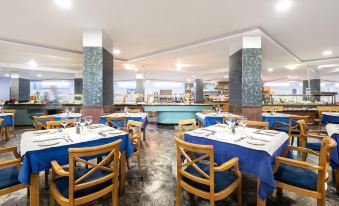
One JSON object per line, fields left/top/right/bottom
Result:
{"left": 143, "top": 104, "right": 213, "bottom": 124}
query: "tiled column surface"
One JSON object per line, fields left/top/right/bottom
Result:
{"left": 229, "top": 36, "right": 262, "bottom": 120}
{"left": 10, "top": 77, "right": 30, "bottom": 101}
{"left": 195, "top": 79, "right": 204, "bottom": 103}
{"left": 74, "top": 78, "right": 83, "bottom": 94}
{"left": 82, "top": 29, "right": 114, "bottom": 123}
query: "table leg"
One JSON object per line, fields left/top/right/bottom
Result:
{"left": 336, "top": 168, "right": 339, "bottom": 192}
{"left": 257, "top": 178, "right": 266, "bottom": 206}
{"left": 5, "top": 126, "right": 10, "bottom": 141}
{"left": 119, "top": 151, "right": 126, "bottom": 196}
{"left": 30, "top": 173, "right": 40, "bottom": 206}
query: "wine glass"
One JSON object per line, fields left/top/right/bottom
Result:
{"left": 79, "top": 117, "right": 86, "bottom": 133}
{"left": 238, "top": 117, "right": 248, "bottom": 134}
{"left": 75, "top": 117, "right": 81, "bottom": 127}
{"left": 85, "top": 116, "right": 93, "bottom": 128}
{"left": 60, "top": 118, "right": 68, "bottom": 130}
{"left": 65, "top": 107, "right": 70, "bottom": 117}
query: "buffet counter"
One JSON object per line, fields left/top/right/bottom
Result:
{"left": 143, "top": 104, "right": 213, "bottom": 124}
{"left": 3, "top": 103, "right": 82, "bottom": 125}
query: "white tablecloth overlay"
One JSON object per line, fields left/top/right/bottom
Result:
{"left": 326, "top": 123, "right": 339, "bottom": 137}
{"left": 323, "top": 112, "right": 339, "bottom": 117}
{"left": 103, "top": 112, "right": 147, "bottom": 120}
{"left": 186, "top": 124, "right": 288, "bottom": 156}
{"left": 0, "top": 113, "right": 13, "bottom": 117}
{"left": 196, "top": 112, "right": 241, "bottom": 120}
{"left": 262, "top": 113, "right": 291, "bottom": 118}
{"left": 20, "top": 124, "right": 126, "bottom": 156}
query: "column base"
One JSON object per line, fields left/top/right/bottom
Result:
{"left": 82, "top": 105, "right": 113, "bottom": 123}
{"left": 229, "top": 105, "right": 262, "bottom": 121}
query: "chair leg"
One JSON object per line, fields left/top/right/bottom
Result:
{"left": 276, "top": 188, "right": 283, "bottom": 197}
{"left": 12, "top": 125, "right": 16, "bottom": 137}
{"left": 113, "top": 177, "right": 119, "bottom": 206}
{"left": 137, "top": 154, "right": 141, "bottom": 175}
{"left": 126, "top": 158, "right": 131, "bottom": 170}
{"left": 210, "top": 200, "right": 215, "bottom": 206}
{"left": 237, "top": 184, "right": 242, "bottom": 206}
{"left": 176, "top": 184, "right": 182, "bottom": 206}
{"left": 45, "top": 170, "right": 49, "bottom": 188}
{"left": 317, "top": 197, "right": 325, "bottom": 206}
{"left": 50, "top": 191, "right": 55, "bottom": 206}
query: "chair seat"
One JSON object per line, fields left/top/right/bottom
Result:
{"left": 306, "top": 142, "right": 321, "bottom": 151}
{"left": 182, "top": 162, "right": 237, "bottom": 193}
{"left": 55, "top": 167, "right": 112, "bottom": 198}
{"left": 0, "top": 166, "right": 21, "bottom": 189}
{"left": 274, "top": 164, "right": 318, "bottom": 191}
{"left": 275, "top": 126, "right": 300, "bottom": 134}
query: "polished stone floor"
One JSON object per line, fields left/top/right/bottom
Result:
{"left": 0, "top": 124, "right": 339, "bottom": 206}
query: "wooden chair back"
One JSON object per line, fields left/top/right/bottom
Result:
{"left": 33, "top": 116, "right": 54, "bottom": 130}
{"left": 127, "top": 120, "right": 142, "bottom": 151}
{"left": 0, "top": 118, "right": 3, "bottom": 125}
{"left": 178, "top": 119, "right": 197, "bottom": 138}
{"left": 175, "top": 137, "right": 242, "bottom": 205}
{"left": 247, "top": 120, "right": 269, "bottom": 130}
{"left": 46, "top": 120, "right": 76, "bottom": 129}
{"left": 128, "top": 109, "right": 141, "bottom": 113}
{"left": 106, "top": 116, "right": 126, "bottom": 131}
{"left": 64, "top": 140, "right": 121, "bottom": 205}
{"left": 202, "top": 109, "right": 215, "bottom": 114}
{"left": 288, "top": 115, "right": 309, "bottom": 136}
{"left": 3, "top": 109, "right": 16, "bottom": 118}
{"left": 0, "top": 146, "right": 26, "bottom": 196}
{"left": 221, "top": 116, "right": 241, "bottom": 124}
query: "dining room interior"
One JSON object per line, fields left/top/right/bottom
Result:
{"left": 1, "top": 0, "right": 339, "bottom": 206}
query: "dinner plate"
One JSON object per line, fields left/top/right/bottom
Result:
{"left": 37, "top": 140, "right": 61, "bottom": 147}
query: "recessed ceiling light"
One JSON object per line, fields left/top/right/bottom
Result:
{"left": 275, "top": 0, "right": 293, "bottom": 12}
{"left": 123, "top": 64, "right": 138, "bottom": 71}
{"left": 54, "top": 0, "right": 72, "bottom": 9}
{"left": 4, "top": 74, "right": 10, "bottom": 77}
{"left": 322, "top": 50, "right": 333, "bottom": 56}
{"left": 176, "top": 63, "right": 182, "bottom": 70}
{"left": 224, "top": 75, "right": 229, "bottom": 78}
{"left": 28, "top": 60, "right": 37, "bottom": 68}
{"left": 113, "top": 49, "right": 121, "bottom": 55}
{"left": 285, "top": 64, "right": 300, "bottom": 70}
{"left": 318, "top": 64, "right": 338, "bottom": 69}
{"left": 268, "top": 68, "right": 274, "bottom": 72}
{"left": 37, "top": 74, "right": 42, "bottom": 78}
{"left": 187, "top": 79, "right": 191, "bottom": 83}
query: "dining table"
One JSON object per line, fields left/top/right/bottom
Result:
{"left": 261, "top": 112, "right": 291, "bottom": 129}
{"left": 196, "top": 112, "right": 241, "bottom": 127}
{"left": 100, "top": 112, "right": 148, "bottom": 130}
{"left": 325, "top": 123, "right": 339, "bottom": 192}
{"left": 322, "top": 112, "right": 339, "bottom": 125}
{"left": 18, "top": 124, "right": 134, "bottom": 206}
{"left": 0, "top": 113, "right": 14, "bottom": 140}
{"left": 184, "top": 124, "right": 289, "bottom": 206}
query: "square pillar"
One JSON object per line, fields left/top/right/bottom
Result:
{"left": 10, "top": 73, "right": 30, "bottom": 101}
{"left": 195, "top": 79, "right": 204, "bottom": 103}
{"left": 229, "top": 36, "right": 262, "bottom": 120}
{"left": 82, "top": 29, "right": 113, "bottom": 123}
{"left": 136, "top": 72, "right": 144, "bottom": 100}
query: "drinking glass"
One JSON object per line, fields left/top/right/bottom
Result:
{"left": 75, "top": 117, "right": 81, "bottom": 127}
{"left": 60, "top": 118, "right": 68, "bottom": 130}
{"left": 85, "top": 116, "right": 93, "bottom": 127}
{"left": 238, "top": 117, "right": 248, "bottom": 134}
{"left": 79, "top": 117, "right": 86, "bottom": 133}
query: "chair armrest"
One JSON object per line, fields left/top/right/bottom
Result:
{"left": 273, "top": 121, "right": 288, "bottom": 129}
{"left": 214, "top": 157, "right": 239, "bottom": 172}
{"left": 306, "top": 134, "right": 327, "bottom": 140}
{"left": 285, "top": 145, "right": 319, "bottom": 156}
{"left": 308, "top": 130, "right": 327, "bottom": 135}
{"left": 0, "top": 146, "right": 20, "bottom": 158}
{"left": 51, "top": 160, "right": 69, "bottom": 177}
{"left": 0, "top": 158, "right": 22, "bottom": 169}
{"left": 273, "top": 156, "right": 323, "bottom": 173}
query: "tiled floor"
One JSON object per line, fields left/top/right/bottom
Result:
{"left": 0, "top": 124, "right": 339, "bottom": 206}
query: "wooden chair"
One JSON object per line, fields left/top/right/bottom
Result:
{"left": 273, "top": 115, "right": 309, "bottom": 146}
{"left": 106, "top": 116, "right": 127, "bottom": 131}
{"left": 175, "top": 137, "right": 242, "bottom": 206}
{"left": 126, "top": 120, "right": 142, "bottom": 174}
{"left": 273, "top": 136, "right": 337, "bottom": 206}
{"left": 33, "top": 116, "right": 54, "bottom": 130}
{"left": 314, "top": 110, "right": 330, "bottom": 130}
{"left": 202, "top": 109, "right": 215, "bottom": 114}
{"left": 3, "top": 109, "right": 16, "bottom": 137}
{"left": 50, "top": 140, "right": 122, "bottom": 206}
{"left": 46, "top": 120, "right": 76, "bottom": 129}
{"left": 128, "top": 108, "right": 141, "bottom": 113}
{"left": 178, "top": 119, "right": 198, "bottom": 139}
{"left": 247, "top": 120, "right": 269, "bottom": 130}
{"left": 0, "top": 118, "right": 3, "bottom": 140}
{"left": 0, "top": 146, "right": 27, "bottom": 197}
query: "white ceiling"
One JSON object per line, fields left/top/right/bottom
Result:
{"left": 0, "top": 0, "right": 339, "bottom": 82}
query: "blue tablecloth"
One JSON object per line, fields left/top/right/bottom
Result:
{"left": 322, "top": 114, "right": 339, "bottom": 125}
{"left": 100, "top": 116, "right": 147, "bottom": 129}
{"left": 0, "top": 114, "right": 13, "bottom": 127}
{"left": 330, "top": 134, "right": 339, "bottom": 169}
{"left": 184, "top": 133, "right": 288, "bottom": 200}
{"left": 261, "top": 115, "right": 290, "bottom": 129}
{"left": 196, "top": 115, "right": 222, "bottom": 127}
{"left": 18, "top": 134, "right": 133, "bottom": 185}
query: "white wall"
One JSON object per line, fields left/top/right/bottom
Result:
{"left": 0, "top": 77, "right": 10, "bottom": 101}
{"left": 144, "top": 80, "right": 185, "bottom": 95}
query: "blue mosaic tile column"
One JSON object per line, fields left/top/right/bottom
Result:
{"left": 229, "top": 36, "right": 262, "bottom": 120}
{"left": 74, "top": 78, "right": 83, "bottom": 94}
{"left": 195, "top": 79, "right": 204, "bottom": 103}
{"left": 10, "top": 74, "right": 30, "bottom": 101}
{"left": 82, "top": 30, "right": 113, "bottom": 123}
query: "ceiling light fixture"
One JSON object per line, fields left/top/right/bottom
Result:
{"left": 113, "top": 49, "right": 121, "bottom": 55}
{"left": 285, "top": 64, "right": 300, "bottom": 70}
{"left": 28, "top": 60, "right": 37, "bottom": 68}
{"left": 275, "top": 0, "right": 293, "bottom": 12}
{"left": 318, "top": 64, "right": 338, "bottom": 69}
{"left": 187, "top": 79, "right": 191, "bottom": 83}
{"left": 54, "top": 0, "right": 72, "bottom": 9}
{"left": 176, "top": 63, "right": 182, "bottom": 70}
{"left": 322, "top": 50, "right": 333, "bottom": 56}
{"left": 123, "top": 64, "right": 138, "bottom": 71}
{"left": 4, "top": 74, "right": 10, "bottom": 77}
{"left": 268, "top": 68, "right": 274, "bottom": 72}
{"left": 37, "top": 74, "right": 42, "bottom": 78}
{"left": 224, "top": 75, "right": 228, "bottom": 78}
